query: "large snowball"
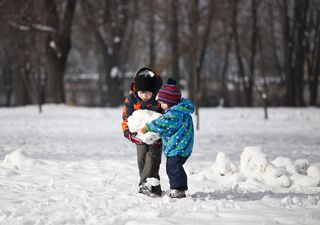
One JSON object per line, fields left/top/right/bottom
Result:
{"left": 127, "top": 109, "right": 162, "bottom": 145}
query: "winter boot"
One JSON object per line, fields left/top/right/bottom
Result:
{"left": 168, "top": 189, "right": 186, "bottom": 198}
{"left": 138, "top": 183, "right": 152, "bottom": 195}
{"left": 138, "top": 180, "right": 162, "bottom": 198}
{"left": 151, "top": 184, "right": 162, "bottom": 196}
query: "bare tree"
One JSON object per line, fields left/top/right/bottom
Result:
{"left": 188, "top": 0, "right": 199, "bottom": 129}
{"left": 170, "top": 0, "right": 180, "bottom": 81}
{"left": 44, "top": 0, "right": 77, "bottom": 103}
{"left": 0, "top": 0, "right": 46, "bottom": 106}
{"left": 307, "top": 0, "right": 320, "bottom": 106}
{"left": 197, "top": 0, "right": 215, "bottom": 107}
{"left": 280, "top": 0, "right": 310, "bottom": 106}
{"left": 268, "top": 2, "right": 284, "bottom": 83}
{"left": 293, "top": 0, "right": 309, "bottom": 106}
{"left": 248, "top": 0, "right": 258, "bottom": 107}
{"left": 220, "top": 2, "right": 233, "bottom": 107}
{"left": 148, "top": 0, "right": 156, "bottom": 68}
{"left": 82, "top": 0, "right": 138, "bottom": 107}
{"left": 231, "top": 0, "right": 246, "bottom": 106}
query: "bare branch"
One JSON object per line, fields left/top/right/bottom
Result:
{"left": 8, "top": 21, "right": 57, "bottom": 33}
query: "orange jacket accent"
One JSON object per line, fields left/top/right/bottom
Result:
{"left": 121, "top": 92, "right": 163, "bottom": 132}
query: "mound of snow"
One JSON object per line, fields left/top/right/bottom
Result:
{"left": 294, "top": 159, "right": 310, "bottom": 175}
{"left": 196, "top": 146, "right": 320, "bottom": 188}
{"left": 240, "top": 146, "right": 291, "bottom": 187}
{"left": 291, "top": 165, "right": 320, "bottom": 187}
{"left": 240, "top": 146, "right": 269, "bottom": 178}
{"left": 272, "top": 156, "right": 320, "bottom": 187}
{"left": 272, "top": 157, "right": 297, "bottom": 174}
{"left": 197, "top": 152, "right": 244, "bottom": 184}
{"left": 127, "top": 109, "right": 161, "bottom": 144}
{"left": 1, "top": 150, "right": 43, "bottom": 170}
{"left": 212, "top": 152, "right": 237, "bottom": 176}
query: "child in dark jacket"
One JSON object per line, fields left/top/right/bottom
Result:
{"left": 121, "top": 67, "right": 163, "bottom": 197}
{"left": 141, "top": 78, "right": 194, "bottom": 198}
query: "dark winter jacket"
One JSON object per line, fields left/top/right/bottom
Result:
{"left": 146, "top": 98, "right": 194, "bottom": 157}
{"left": 121, "top": 92, "right": 162, "bottom": 132}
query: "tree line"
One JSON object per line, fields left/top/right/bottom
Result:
{"left": 0, "top": 0, "right": 319, "bottom": 107}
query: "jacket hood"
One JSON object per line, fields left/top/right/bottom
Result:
{"left": 169, "top": 98, "right": 194, "bottom": 114}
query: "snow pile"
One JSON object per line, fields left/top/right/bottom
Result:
{"left": 272, "top": 156, "right": 320, "bottom": 187}
{"left": 211, "top": 152, "right": 237, "bottom": 176}
{"left": 240, "top": 146, "right": 291, "bottom": 187}
{"left": 127, "top": 109, "right": 161, "bottom": 144}
{"left": 199, "top": 152, "right": 242, "bottom": 184}
{"left": 1, "top": 150, "right": 43, "bottom": 170}
{"left": 198, "top": 146, "right": 320, "bottom": 188}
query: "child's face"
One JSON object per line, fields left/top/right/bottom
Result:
{"left": 158, "top": 101, "right": 169, "bottom": 110}
{"left": 137, "top": 91, "right": 153, "bottom": 101}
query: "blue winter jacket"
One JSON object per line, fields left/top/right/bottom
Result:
{"left": 146, "top": 98, "right": 194, "bottom": 157}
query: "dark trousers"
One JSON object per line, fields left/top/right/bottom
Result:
{"left": 166, "top": 156, "right": 188, "bottom": 191}
{"left": 136, "top": 144, "right": 162, "bottom": 185}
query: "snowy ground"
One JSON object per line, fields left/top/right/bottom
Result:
{"left": 0, "top": 105, "right": 320, "bottom": 225}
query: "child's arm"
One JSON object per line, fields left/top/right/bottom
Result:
{"left": 121, "top": 97, "right": 134, "bottom": 132}
{"left": 121, "top": 96, "right": 143, "bottom": 144}
{"left": 145, "top": 111, "right": 181, "bottom": 136}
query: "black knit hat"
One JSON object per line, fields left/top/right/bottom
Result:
{"left": 134, "top": 67, "right": 157, "bottom": 92}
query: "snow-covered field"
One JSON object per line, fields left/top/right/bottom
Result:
{"left": 0, "top": 105, "right": 320, "bottom": 225}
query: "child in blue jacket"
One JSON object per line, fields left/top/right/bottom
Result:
{"left": 141, "top": 78, "right": 194, "bottom": 198}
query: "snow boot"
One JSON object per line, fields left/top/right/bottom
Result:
{"left": 151, "top": 184, "right": 162, "bottom": 196}
{"left": 138, "top": 182, "right": 162, "bottom": 198}
{"left": 168, "top": 189, "right": 186, "bottom": 198}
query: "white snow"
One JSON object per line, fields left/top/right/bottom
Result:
{"left": 144, "top": 178, "right": 160, "bottom": 188}
{"left": 110, "top": 66, "right": 119, "bottom": 78}
{"left": 49, "top": 41, "right": 57, "bottom": 50}
{"left": 127, "top": 109, "right": 161, "bottom": 144}
{"left": 0, "top": 106, "right": 320, "bottom": 225}
{"left": 113, "top": 36, "right": 121, "bottom": 43}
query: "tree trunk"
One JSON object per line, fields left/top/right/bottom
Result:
{"left": 232, "top": 0, "right": 246, "bottom": 106}
{"left": 188, "top": 0, "right": 199, "bottom": 130}
{"left": 220, "top": 26, "right": 232, "bottom": 107}
{"left": 44, "top": 0, "right": 77, "bottom": 103}
{"left": 82, "top": 0, "right": 135, "bottom": 107}
{"left": 148, "top": 0, "right": 156, "bottom": 68}
{"left": 309, "top": 3, "right": 320, "bottom": 105}
{"left": 257, "top": 16, "right": 269, "bottom": 117}
{"left": 281, "top": 0, "right": 295, "bottom": 106}
{"left": 293, "top": 0, "right": 309, "bottom": 106}
{"left": 170, "top": 0, "right": 180, "bottom": 82}
{"left": 197, "top": 0, "right": 215, "bottom": 106}
{"left": 268, "top": 3, "right": 284, "bottom": 84}
{"left": 248, "top": 0, "right": 257, "bottom": 107}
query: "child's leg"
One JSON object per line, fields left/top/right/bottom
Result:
{"left": 147, "top": 144, "right": 162, "bottom": 180}
{"left": 166, "top": 156, "right": 188, "bottom": 190}
{"left": 137, "top": 144, "right": 162, "bottom": 185}
{"left": 136, "top": 144, "right": 148, "bottom": 185}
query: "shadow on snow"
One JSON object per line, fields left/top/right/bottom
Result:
{"left": 191, "top": 188, "right": 320, "bottom": 201}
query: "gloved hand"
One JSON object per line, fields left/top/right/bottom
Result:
{"left": 124, "top": 130, "right": 143, "bottom": 144}
{"left": 140, "top": 126, "right": 148, "bottom": 134}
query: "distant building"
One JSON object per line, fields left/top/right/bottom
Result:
{"left": 64, "top": 73, "right": 100, "bottom": 107}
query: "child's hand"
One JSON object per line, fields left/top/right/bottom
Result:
{"left": 124, "top": 130, "right": 143, "bottom": 144}
{"left": 140, "top": 126, "right": 148, "bottom": 134}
